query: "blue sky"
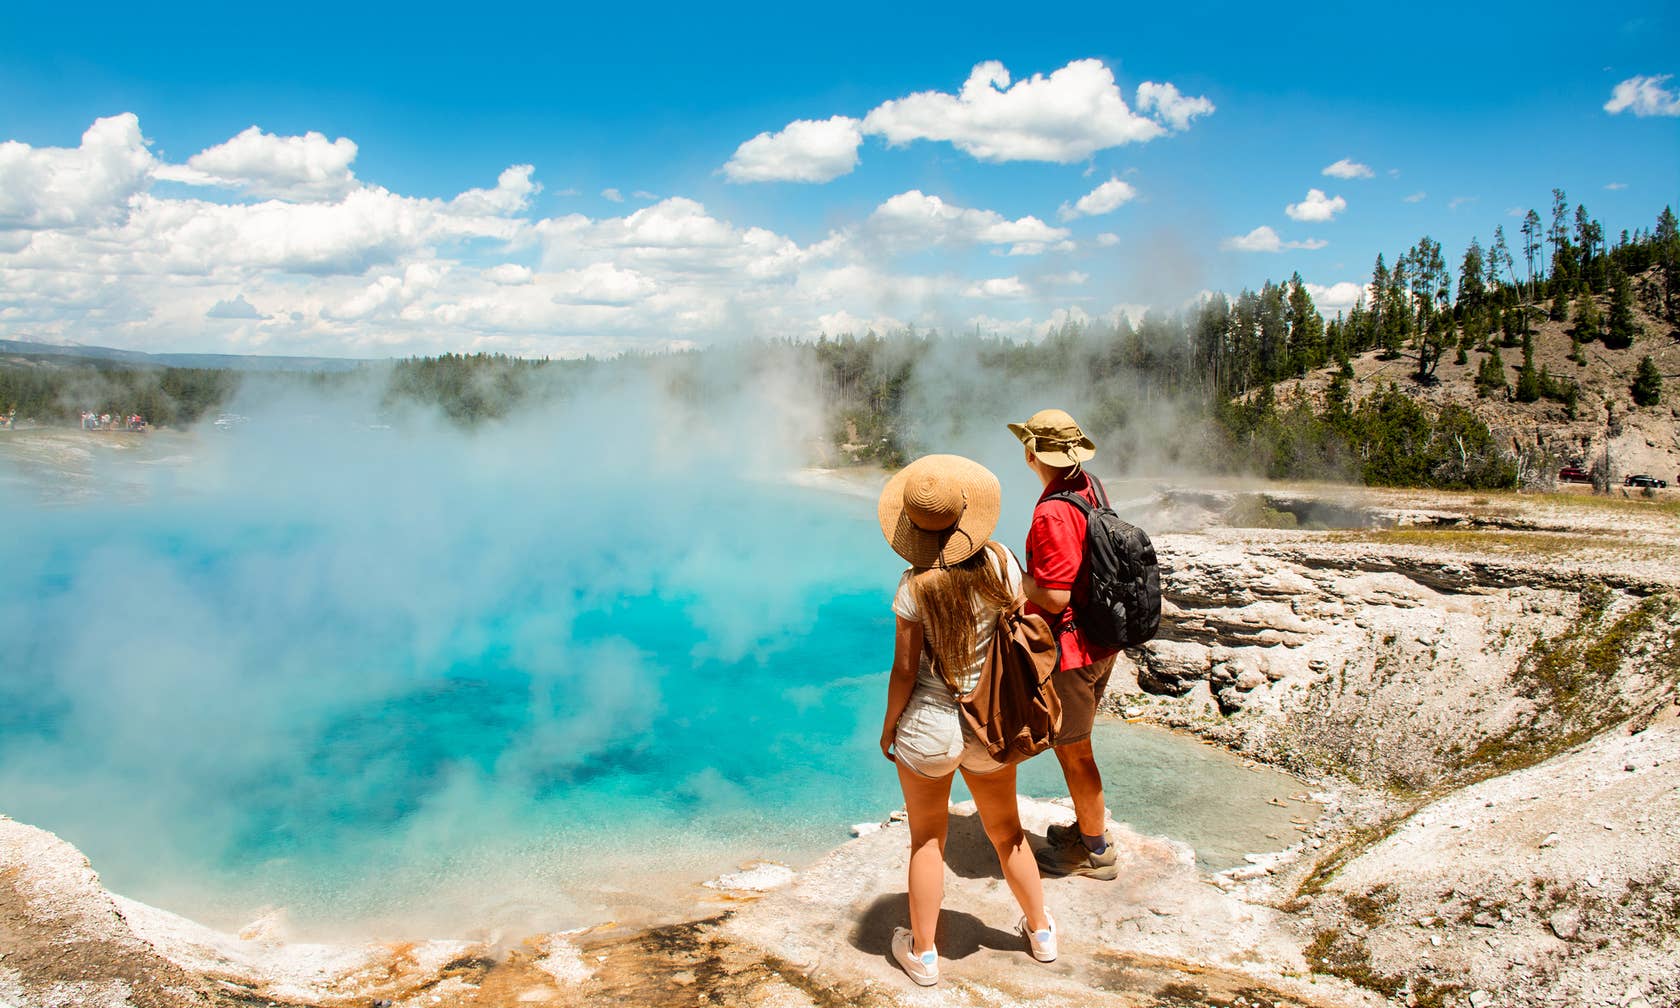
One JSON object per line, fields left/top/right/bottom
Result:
{"left": 1, "top": 1, "right": 1675, "bottom": 357}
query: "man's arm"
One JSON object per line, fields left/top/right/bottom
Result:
{"left": 1024, "top": 502, "right": 1078, "bottom": 614}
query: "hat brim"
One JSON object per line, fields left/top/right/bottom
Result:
{"left": 1008, "top": 422, "right": 1096, "bottom": 468}
{"left": 877, "top": 454, "right": 1002, "bottom": 568}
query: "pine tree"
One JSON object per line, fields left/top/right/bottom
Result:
{"left": 1574, "top": 205, "right": 1606, "bottom": 292}
{"left": 1458, "top": 238, "right": 1486, "bottom": 316}
{"left": 1548, "top": 189, "right": 1569, "bottom": 269}
{"left": 1286, "top": 273, "right": 1326, "bottom": 374}
{"left": 1489, "top": 224, "right": 1515, "bottom": 297}
{"left": 1414, "top": 311, "right": 1452, "bottom": 382}
{"left": 1515, "top": 339, "right": 1541, "bottom": 402}
{"left": 1655, "top": 206, "right": 1679, "bottom": 320}
{"left": 1605, "top": 265, "right": 1640, "bottom": 350}
{"left": 1475, "top": 348, "right": 1508, "bottom": 397}
{"left": 1573, "top": 291, "right": 1602, "bottom": 341}
{"left": 1368, "top": 254, "right": 1390, "bottom": 351}
{"left": 1631, "top": 355, "right": 1662, "bottom": 406}
{"left": 1520, "top": 209, "right": 1543, "bottom": 295}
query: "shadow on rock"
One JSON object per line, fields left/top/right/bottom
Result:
{"left": 852, "top": 892, "right": 1023, "bottom": 962}
{"left": 941, "top": 808, "right": 1016, "bottom": 881}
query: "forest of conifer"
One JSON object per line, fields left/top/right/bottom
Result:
{"left": 3, "top": 196, "right": 1674, "bottom": 492}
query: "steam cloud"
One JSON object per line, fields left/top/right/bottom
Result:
{"left": 1, "top": 337, "right": 1211, "bottom": 940}
{"left": 0, "top": 358, "right": 908, "bottom": 938}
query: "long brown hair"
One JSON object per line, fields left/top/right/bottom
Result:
{"left": 911, "top": 541, "right": 1018, "bottom": 692}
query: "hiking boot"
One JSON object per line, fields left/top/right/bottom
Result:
{"left": 1036, "top": 824, "right": 1118, "bottom": 879}
{"left": 891, "top": 927, "right": 939, "bottom": 986}
{"left": 1019, "top": 910, "right": 1058, "bottom": 962}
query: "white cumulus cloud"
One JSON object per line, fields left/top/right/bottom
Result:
{"left": 1305, "top": 281, "right": 1365, "bottom": 314}
{"left": 1220, "top": 226, "right": 1326, "bottom": 253}
{"left": 549, "top": 262, "right": 657, "bottom": 306}
{"left": 1134, "top": 81, "right": 1215, "bottom": 131}
{"left": 166, "top": 126, "right": 358, "bottom": 201}
{"left": 861, "top": 59, "right": 1180, "bottom": 163}
{"left": 1285, "top": 188, "right": 1346, "bottom": 222}
{"left": 601, "top": 188, "right": 624, "bottom": 202}
{"left": 451, "top": 166, "right": 538, "bottom": 216}
{"left": 3, "top": 112, "right": 1192, "bottom": 358}
{"left": 1403, "top": 191, "right": 1427, "bottom": 203}
{"left": 866, "top": 190, "right": 1070, "bottom": 255}
{"left": 965, "top": 276, "right": 1028, "bottom": 298}
{"left": 725, "top": 59, "right": 1210, "bottom": 181}
{"left": 722, "top": 116, "right": 863, "bottom": 183}
{"left": 0, "top": 113, "right": 156, "bottom": 230}
{"left": 1058, "top": 177, "right": 1138, "bottom": 221}
{"left": 1604, "top": 74, "right": 1680, "bottom": 117}
{"left": 1322, "top": 158, "right": 1373, "bottom": 179}
{"left": 486, "top": 263, "right": 534, "bottom": 286}
{"left": 1094, "top": 232, "right": 1120, "bottom": 247}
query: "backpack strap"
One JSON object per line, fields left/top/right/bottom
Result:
{"left": 1046, "top": 489, "right": 1097, "bottom": 515}
{"left": 1046, "top": 474, "right": 1108, "bottom": 513}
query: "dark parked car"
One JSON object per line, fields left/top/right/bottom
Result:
{"left": 1624, "top": 474, "right": 1668, "bottom": 489}
{"left": 1558, "top": 466, "right": 1592, "bottom": 484}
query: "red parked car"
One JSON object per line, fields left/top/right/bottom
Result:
{"left": 1558, "top": 466, "right": 1591, "bottom": 484}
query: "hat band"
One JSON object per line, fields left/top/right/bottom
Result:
{"left": 1029, "top": 435, "right": 1080, "bottom": 452}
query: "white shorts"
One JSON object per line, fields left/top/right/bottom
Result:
{"left": 893, "top": 683, "right": 1007, "bottom": 779}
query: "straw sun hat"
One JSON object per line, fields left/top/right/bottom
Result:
{"left": 877, "top": 454, "right": 1001, "bottom": 569}
{"left": 1007, "top": 408, "right": 1096, "bottom": 468}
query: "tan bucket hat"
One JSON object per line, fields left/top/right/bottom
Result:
{"left": 877, "top": 454, "right": 1002, "bottom": 569}
{"left": 1007, "top": 408, "right": 1096, "bottom": 467}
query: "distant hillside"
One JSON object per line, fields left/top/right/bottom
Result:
{"left": 0, "top": 339, "right": 369, "bottom": 373}
{"left": 1270, "top": 266, "right": 1679, "bottom": 487}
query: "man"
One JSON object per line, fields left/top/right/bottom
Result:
{"left": 1008, "top": 408, "right": 1120, "bottom": 880}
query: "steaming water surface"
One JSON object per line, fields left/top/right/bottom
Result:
{"left": 1, "top": 420, "right": 1310, "bottom": 940}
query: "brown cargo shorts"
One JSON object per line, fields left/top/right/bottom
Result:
{"left": 1050, "top": 654, "right": 1117, "bottom": 747}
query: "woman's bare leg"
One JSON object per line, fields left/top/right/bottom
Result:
{"left": 961, "top": 764, "right": 1049, "bottom": 932}
{"left": 895, "top": 762, "right": 955, "bottom": 954}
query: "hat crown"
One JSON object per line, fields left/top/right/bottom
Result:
{"left": 1021, "top": 408, "right": 1083, "bottom": 440}
{"left": 1009, "top": 408, "right": 1097, "bottom": 466}
{"left": 877, "top": 454, "right": 1002, "bottom": 569}
{"left": 903, "top": 473, "right": 965, "bottom": 531}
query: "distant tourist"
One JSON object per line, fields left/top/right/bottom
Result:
{"left": 876, "top": 453, "right": 1058, "bottom": 986}
{"left": 1007, "top": 409, "right": 1122, "bottom": 880}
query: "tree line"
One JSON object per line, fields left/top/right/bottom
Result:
{"left": 0, "top": 359, "right": 239, "bottom": 428}
{"left": 4, "top": 198, "right": 1672, "bottom": 492}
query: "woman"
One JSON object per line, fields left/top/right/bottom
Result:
{"left": 876, "top": 454, "right": 1057, "bottom": 987}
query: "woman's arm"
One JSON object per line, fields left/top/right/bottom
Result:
{"left": 1023, "top": 573, "right": 1071, "bottom": 614}
{"left": 879, "top": 617, "right": 924, "bottom": 761}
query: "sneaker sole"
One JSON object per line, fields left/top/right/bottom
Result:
{"left": 1068, "top": 863, "right": 1119, "bottom": 881}
{"left": 892, "top": 930, "right": 939, "bottom": 986}
{"left": 1035, "top": 854, "right": 1119, "bottom": 880}
{"left": 1022, "top": 931, "right": 1056, "bottom": 962}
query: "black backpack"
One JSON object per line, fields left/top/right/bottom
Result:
{"left": 1047, "top": 480, "right": 1161, "bottom": 650}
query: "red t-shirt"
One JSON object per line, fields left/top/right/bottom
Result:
{"left": 1025, "top": 471, "right": 1120, "bottom": 671}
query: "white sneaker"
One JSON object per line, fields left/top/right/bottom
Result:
{"left": 1020, "top": 910, "right": 1057, "bottom": 962}
{"left": 891, "top": 926, "right": 939, "bottom": 986}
